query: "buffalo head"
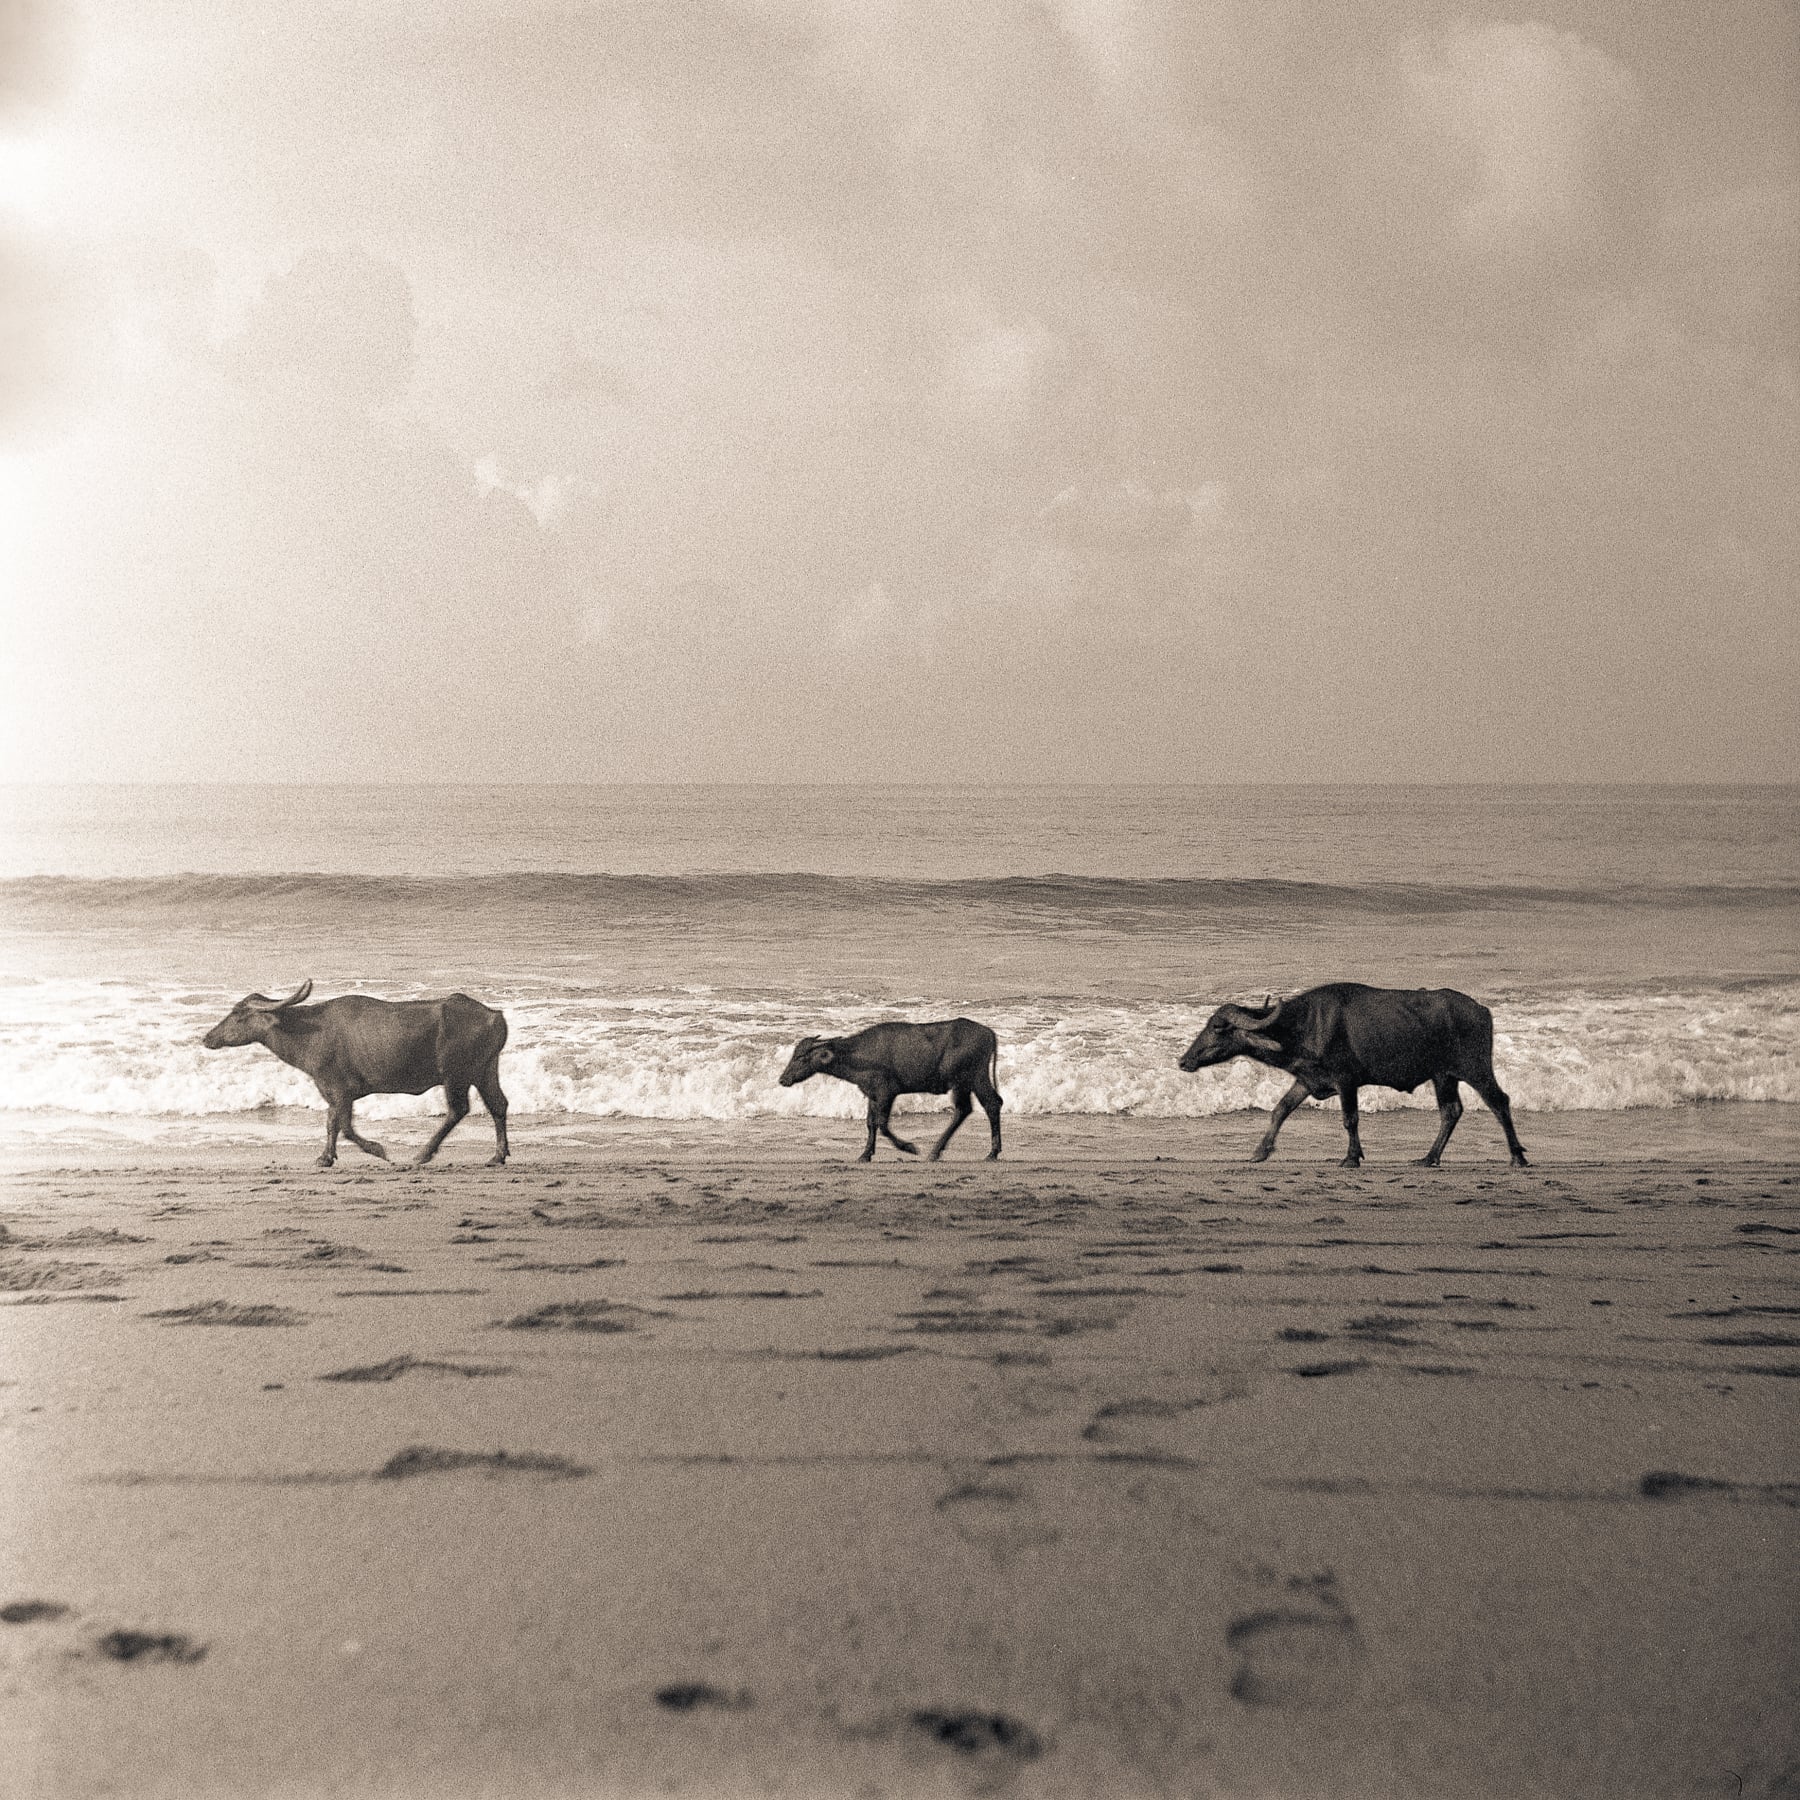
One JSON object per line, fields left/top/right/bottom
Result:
{"left": 202, "top": 980, "right": 313, "bottom": 1050}
{"left": 1178, "top": 994, "right": 1284, "bottom": 1072}
{"left": 777, "top": 1035, "right": 836, "bottom": 1087}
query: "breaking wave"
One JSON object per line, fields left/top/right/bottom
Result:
{"left": 2, "top": 980, "right": 1795, "bottom": 1131}
{"left": 8, "top": 871, "right": 1799, "bottom": 928}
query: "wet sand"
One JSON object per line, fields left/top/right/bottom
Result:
{"left": 4, "top": 1110, "right": 1798, "bottom": 1799}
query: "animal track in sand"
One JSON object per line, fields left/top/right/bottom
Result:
{"left": 0, "top": 1258, "right": 118, "bottom": 1292}
{"left": 654, "top": 1681, "right": 753, "bottom": 1711}
{"left": 92, "top": 1629, "right": 208, "bottom": 1665}
{"left": 908, "top": 1709, "right": 1044, "bottom": 1761}
{"left": 493, "top": 1257, "right": 624, "bottom": 1273}
{"left": 1226, "top": 1576, "right": 1365, "bottom": 1709}
{"left": 1081, "top": 1380, "right": 1248, "bottom": 1445}
{"left": 1, "top": 1600, "right": 70, "bottom": 1624}
{"left": 373, "top": 1445, "right": 591, "bottom": 1481}
{"left": 318, "top": 1353, "right": 512, "bottom": 1382}
{"left": 241, "top": 1241, "right": 370, "bottom": 1268}
{"left": 1641, "top": 1471, "right": 1800, "bottom": 1506}
{"left": 935, "top": 1479, "right": 1062, "bottom": 1559}
{"left": 146, "top": 1301, "right": 305, "bottom": 1327}
{"left": 5, "top": 1292, "right": 124, "bottom": 1305}
{"left": 657, "top": 1288, "right": 823, "bottom": 1301}
{"left": 498, "top": 1299, "right": 671, "bottom": 1333}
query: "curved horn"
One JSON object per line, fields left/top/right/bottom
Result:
{"left": 1231, "top": 993, "right": 1282, "bottom": 1029}
{"left": 248, "top": 979, "right": 313, "bottom": 1013}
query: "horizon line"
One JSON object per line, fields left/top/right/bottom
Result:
{"left": 4, "top": 778, "right": 1798, "bottom": 792}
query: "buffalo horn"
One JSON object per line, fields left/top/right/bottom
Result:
{"left": 1232, "top": 993, "right": 1282, "bottom": 1029}
{"left": 249, "top": 979, "right": 313, "bottom": 1013}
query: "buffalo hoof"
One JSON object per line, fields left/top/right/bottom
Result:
{"left": 410, "top": 1154, "right": 436, "bottom": 1170}
{"left": 486, "top": 1154, "right": 508, "bottom": 1167}
{"left": 893, "top": 1141, "right": 919, "bottom": 1157}
{"left": 985, "top": 1150, "right": 1001, "bottom": 1161}
{"left": 1339, "top": 1154, "right": 1363, "bottom": 1169}
{"left": 314, "top": 1155, "right": 335, "bottom": 1170}
{"left": 1511, "top": 1153, "right": 1531, "bottom": 1168}
{"left": 1413, "top": 1154, "right": 1441, "bottom": 1168}
{"left": 364, "top": 1144, "right": 389, "bottom": 1162}
{"left": 925, "top": 1150, "right": 943, "bottom": 1163}
{"left": 1249, "top": 1145, "right": 1273, "bottom": 1164}
{"left": 856, "top": 1151, "right": 874, "bottom": 1163}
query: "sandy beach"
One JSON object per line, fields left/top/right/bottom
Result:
{"left": 4, "top": 1110, "right": 1798, "bottom": 1800}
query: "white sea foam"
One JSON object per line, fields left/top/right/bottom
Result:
{"left": 1, "top": 979, "right": 1794, "bottom": 1135}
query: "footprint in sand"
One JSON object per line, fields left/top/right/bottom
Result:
{"left": 908, "top": 1708, "right": 1044, "bottom": 1762}
{"left": 373, "top": 1445, "right": 590, "bottom": 1481}
{"left": 1081, "top": 1378, "right": 1249, "bottom": 1450}
{"left": 654, "top": 1681, "right": 753, "bottom": 1712}
{"left": 318, "top": 1353, "right": 512, "bottom": 1383}
{"left": 145, "top": 1301, "right": 305, "bottom": 1327}
{"left": 1, "top": 1600, "right": 70, "bottom": 1624}
{"left": 91, "top": 1628, "right": 209, "bottom": 1665}
{"left": 1226, "top": 1575, "right": 1365, "bottom": 1709}
{"left": 935, "top": 1480, "right": 1062, "bottom": 1560}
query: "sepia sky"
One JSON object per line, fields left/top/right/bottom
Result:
{"left": 0, "top": 0, "right": 1795, "bottom": 783}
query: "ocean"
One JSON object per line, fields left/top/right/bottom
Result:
{"left": 2, "top": 784, "right": 1796, "bottom": 1151}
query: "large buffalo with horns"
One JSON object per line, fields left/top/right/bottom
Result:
{"left": 202, "top": 981, "right": 510, "bottom": 1169}
{"left": 1178, "top": 983, "right": 1528, "bottom": 1168}
{"left": 778, "top": 1019, "right": 1003, "bottom": 1161}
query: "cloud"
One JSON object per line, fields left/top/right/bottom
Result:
{"left": 0, "top": 0, "right": 82, "bottom": 432}
{"left": 987, "top": 475, "right": 1242, "bottom": 626}
{"left": 1399, "top": 21, "right": 1647, "bottom": 258}
{"left": 0, "top": 0, "right": 68, "bottom": 114}
{"left": 226, "top": 246, "right": 416, "bottom": 400}
{"left": 833, "top": 578, "right": 894, "bottom": 645}
{"left": 473, "top": 453, "right": 580, "bottom": 527}
{"left": 6, "top": 1, "right": 1798, "bottom": 781}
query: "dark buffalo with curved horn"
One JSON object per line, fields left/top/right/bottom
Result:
{"left": 1178, "top": 983, "right": 1528, "bottom": 1168}
{"left": 202, "top": 981, "right": 511, "bottom": 1169}
{"left": 778, "top": 1019, "right": 1004, "bottom": 1161}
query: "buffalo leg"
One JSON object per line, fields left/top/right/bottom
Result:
{"left": 858, "top": 1098, "right": 880, "bottom": 1162}
{"left": 928, "top": 1087, "right": 973, "bottom": 1161}
{"left": 1472, "top": 1076, "right": 1530, "bottom": 1167}
{"left": 1250, "top": 1080, "right": 1309, "bottom": 1162}
{"left": 1417, "top": 1075, "right": 1463, "bottom": 1166}
{"left": 341, "top": 1103, "right": 389, "bottom": 1163}
{"left": 1338, "top": 1084, "right": 1364, "bottom": 1168}
{"left": 974, "top": 1077, "right": 1003, "bottom": 1160}
{"left": 979, "top": 1087, "right": 1008, "bottom": 1159}
{"left": 317, "top": 1101, "right": 345, "bottom": 1170}
{"left": 877, "top": 1092, "right": 919, "bottom": 1157}
{"left": 415, "top": 1082, "right": 471, "bottom": 1167}
{"left": 477, "top": 1068, "right": 510, "bottom": 1166}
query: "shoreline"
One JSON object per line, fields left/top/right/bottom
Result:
{"left": 4, "top": 1099, "right": 1798, "bottom": 1174}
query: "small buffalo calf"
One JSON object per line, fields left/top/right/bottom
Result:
{"left": 778, "top": 1019, "right": 1004, "bottom": 1162}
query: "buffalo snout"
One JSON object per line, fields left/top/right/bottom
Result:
{"left": 202, "top": 1011, "right": 255, "bottom": 1051}
{"left": 1179, "top": 1030, "right": 1229, "bottom": 1072}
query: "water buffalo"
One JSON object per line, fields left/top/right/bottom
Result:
{"left": 778, "top": 1019, "right": 1004, "bottom": 1161}
{"left": 202, "top": 980, "right": 510, "bottom": 1169}
{"left": 1178, "top": 983, "right": 1528, "bottom": 1168}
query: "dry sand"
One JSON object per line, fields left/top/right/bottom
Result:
{"left": 3, "top": 1109, "right": 1798, "bottom": 1799}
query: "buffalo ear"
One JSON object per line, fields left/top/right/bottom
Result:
{"left": 812, "top": 1044, "right": 836, "bottom": 1067}
{"left": 1240, "top": 1032, "right": 1282, "bottom": 1056}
